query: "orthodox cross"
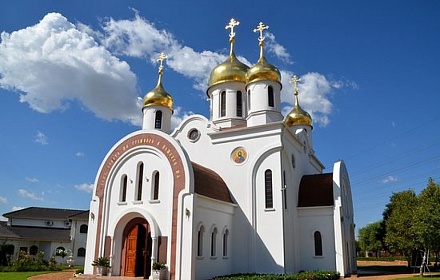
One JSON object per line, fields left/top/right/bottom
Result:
{"left": 157, "top": 52, "right": 167, "bottom": 73}
{"left": 290, "top": 75, "right": 301, "bottom": 95}
{"left": 253, "top": 21, "right": 269, "bottom": 42}
{"left": 225, "top": 18, "right": 240, "bottom": 39}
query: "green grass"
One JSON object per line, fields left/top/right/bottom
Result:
{"left": 0, "top": 271, "right": 51, "bottom": 280}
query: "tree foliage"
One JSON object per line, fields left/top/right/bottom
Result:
{"left": 358, "top": 221, "right": 383, "bottom": 256}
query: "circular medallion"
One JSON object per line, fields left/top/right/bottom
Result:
{"left": 231, "top": 147, "right": 247, "bottom": 164}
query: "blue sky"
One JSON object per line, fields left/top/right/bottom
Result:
{"left": 1, "top": 1, "right": 439, "bottom": 235}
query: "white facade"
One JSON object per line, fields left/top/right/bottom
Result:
{"left": 84, "top": 21, "right": 356, "bottom": 280}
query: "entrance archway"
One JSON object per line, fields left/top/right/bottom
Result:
{"left": 122, "top": 218, "right": 152, "bottom": 278}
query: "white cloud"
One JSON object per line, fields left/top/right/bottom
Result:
{"left": 382, "top": 176, "right": 398, "bottom": 184}
{"left": 0, "top": 197, "right": 7, "bottom": 205}
{"left": 75, "top": 183, "right": 94, "bottom": 193}
{"left": 35, "top": 131, "right": 48, "bottom": 145}
{"left": 265, "top": 32, "right": 293, "bottom": 65}
{"left": 0, "top": 12, "right": 141, "bottom": 126}
{"left": 25, "top": 177, "right": 39, "bottom": 183}
{"left": 76, "top": 151, "right": 85, "bottom": 157}
{"left": 18, "top": 189, "right": 43, "bottom": 201}
{"left": 12, "top": 206, "right": 25, "bottom": 211}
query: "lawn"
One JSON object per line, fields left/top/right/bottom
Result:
{"left": 0, "top": 271, "right": 50, "bottom": 280}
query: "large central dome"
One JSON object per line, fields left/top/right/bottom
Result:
{"left": 208, "top": 51, "right": 249, "bottom": 89}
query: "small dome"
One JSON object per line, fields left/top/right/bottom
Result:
{"left": 143, "top": 82, "right": 173, "bottom": 110}
{"left": 208, "top": 51, "right": 249, "bottom": 89}
{"left": 247, "top": 55, "right": 281, "bottom": 84}
{"left": 284, "top": 105, "right": 312, "bottom": 127}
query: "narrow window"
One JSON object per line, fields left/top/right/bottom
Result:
{"left": 314, "top": 231, "right": 323, "bottom": 256}
{"left": 223, "top": 229, "right": 229, "bottom": 257}
{"left": 236, "top": 91, "right": 243, "bottom": 117}
{"left": 291, "top": 154, "right": 296, "bottom": 169}
{"left": 29, "top": 245, "right": 38, "bottom": 256}
{"left": 120, "top": 174, "right": 127, "bottom": 202}
{"left": 247, "top": 90, "right": 251, "bottom": 111}
{"left": 197, "top": 225, "right": 205, "bottom": 257}
{"left": 265, "top": 169, "right": 273, "bottom": 208}
{"left": 268, "top": 86, "right": 274, "bottom": 107}
{"left": 155, "top": 110, "right": 162, "bottom": 129}
{"left": 77, "top": 247, "right": 86, "bottom": 257}
{"left": 153, "top": 171, "right": 160, "bottom": 200}
{"left": 80, "top": 224, "right": 88, "bottom": 234}
{"left": 211, "top": 228, "right": 218, "bottom": 257}
{"left": 220, "top": 91, "right": 226, "bottom": 117}
{"left": 136, "top": 162, "right": 144, "bottom": 201}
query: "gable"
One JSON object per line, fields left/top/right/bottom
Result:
{"left": 298, "top": 173, "right": 334, "bottom": 207}
{"left": 192, "top": 162, "right": 233, "bottom": 203}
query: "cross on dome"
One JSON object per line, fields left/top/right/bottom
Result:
{"left": 290, "top": 75, "right": 301, "bottom": 96}
{"left": 253, "top": 21, "right": 269, "bottom": 43}
{"left": 225, "top": 18, "right": 240, "bottom": 39}
{"left": 157, "top": 52, "right": 167, "bottom": 74}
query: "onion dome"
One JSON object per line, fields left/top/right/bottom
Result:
{"left": 246, "top": 22, "right": 281, "bottom": 85}
{"left": 143, "top": 53, "right": 173, "bottom": 110}
{"left": 207, "top": 18, "right": 249, "bottom": 90}
{"left": 285, "top": 75, "right": 312, "bottom": 127}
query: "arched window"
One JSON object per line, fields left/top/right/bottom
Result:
{"left": 220, "top": 91, "right": 226, "bottom": 117}
{"left": 265, "top": 169, "right": 273, "bottom": 208}
{"left": 136, "top": 162, "right": 144, "bottom": 201}
{"left": 155, "top": 110, "right": 162, "bottom": 129}
{"left": 211, "top": 227, "right": 218, "bottom": 257}
{"left": 77, "top": 247, "right": 86, "bottom": 257}
{"left": 236, "top": 91, "right": 243, "bottom": 117}
{"left": 29, "top": 245, "right": 38, "bottom": 255}
{"left": 247, "top": 90, "right": 251, "bottom": 111}
{"left": 152, "top": 171, "right": 160, "bottom": 200}
{"left": 197, "top": 225, "right": 205, "bottom": 257}
{"left": 314, "top": 231, "right": 323, "bottom": 256}
{"left": 268, "top": 86, "right": 274, "bottom": 107}
{"left": 120, "top": 174, "right": 127, "bottom": 202}
{"left": 223, "top": 229, "right": 229, "bottom": 257}
{"left": 79, "top": 224, "right": 88, "bottom": 234}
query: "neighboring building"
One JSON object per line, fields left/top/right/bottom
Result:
{"left": 0, "top": 207, "right": 89, "bottom": 265}
{"left": 85, "top": 19, "right": 356, "bottom": 279}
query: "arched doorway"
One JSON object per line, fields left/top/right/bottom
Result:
{"left": 122, "top": 218, "right": 152, "bottom": 278}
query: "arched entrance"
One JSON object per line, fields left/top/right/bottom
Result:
{"left": 122, "top": 218, "right": 152, "bottom": 278}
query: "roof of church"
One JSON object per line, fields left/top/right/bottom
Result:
{"left": 192, "top": 162, "right": 233, "bottom": 204}
{"left": 298, "top": 173, "right": 334, "bottom": 207}
{"left": 0, "top": 221, "right": 70, "bottom": 241}
{"left": 3, "top": 207, "right": 87, "bottom": 220}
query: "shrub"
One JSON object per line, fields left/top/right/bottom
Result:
{"left": 213, "top": 270, "right": 340, "bottom": 280}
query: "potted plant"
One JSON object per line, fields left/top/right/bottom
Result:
{"left": 152, "top": 262, "right": 167, "bottom": 280}
{"left": 92, "top": 256, "right": 111, "bottom": 276}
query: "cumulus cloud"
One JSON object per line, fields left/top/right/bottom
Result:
{"left": 0, "top": 197, "right": 7, "bottom": 205}
{"left": 265, "top": 32, "right": 293, "bottom": 65}
{"left": 75, "top": 183, "right": 94, "bottom": 193}
{"left": 35, "top": 131, "right": 48, "bottom": 145}
{"left": 0, "top": 13, "right": 141, "bottom": 125}
{"left": 25, "top": 177, "right": 39, "bottom": 183}
{"left": 382, "top": 176, "right": 398, "bottom": 184}
{"left": 18, "top": 189, "right": 43, "bottom": 201}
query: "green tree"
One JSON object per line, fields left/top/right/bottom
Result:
{"left": 383, "top": 189, "right": 418, "bottom": 267}
{"left": 358, "top": 221, "right": 383, "bottom": 257}
{"left": 413, "top": 178, "right": 440, "bottom": 275}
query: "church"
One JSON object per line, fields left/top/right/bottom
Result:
{"left": 84, "top": 19, "right": 356, "bottom": 280}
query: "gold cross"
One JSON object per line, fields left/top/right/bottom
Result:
{"left": 253, "top": 21, "right": 269, "bottom": 42}
{"left": 157, "top": 52, "right": 167, "bottom": 72}
{"left": 290, "top": 75, "right": 301, "bottom": 95}
{"left": 225, "top": 18, "right": 240, "bottom": 39}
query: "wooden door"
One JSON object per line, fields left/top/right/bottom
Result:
{"left": 125, "top": 225, "right": 138, "bottom": 276}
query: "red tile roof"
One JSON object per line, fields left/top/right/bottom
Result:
{"left": 298, "top": 173, "right": 334, "bottom": 207}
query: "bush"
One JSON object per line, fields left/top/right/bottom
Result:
{"left": 213, "top": 270, "right": 340, "bottom": 280}
{"left": 6, "top": 251, "right": 62, "bottom": 272}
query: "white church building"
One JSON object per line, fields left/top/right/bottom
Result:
{"left": 84, "top": 19, "right": 356, "bottom": 279}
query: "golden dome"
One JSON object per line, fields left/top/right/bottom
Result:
{"left": 247, "top": 21, "right": 281, "bottom": 85}
{"left": 143, "top": 81, "right": 173, "bottom": 110}
{"left": 247, "top": 55, "right": 281, "bottom": 84}
{"left": 208, "top": 50, "right": 249, "bottom": 88}
{"left": 143, "top": 53, "right": 173, "bottom": 110}
{"left": 285, "top": 75, "right": 312, "bottom": 127}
